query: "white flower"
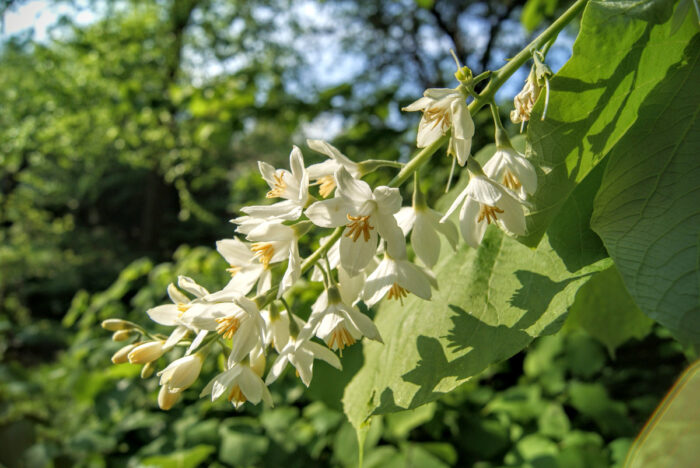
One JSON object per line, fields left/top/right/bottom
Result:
{"left": 265, "top": 336, "right": 342, "bottom": 387}
{"left": 215, "top": 237, "right": 270, "bottom": 296}
{"left": 300, "top": 286, "right": 382, "bottom": 352}
{"left": 442, "top": 174, "right": 527, "bottom": 248}
{"left": 510, "top": 67, "right": 549, "bottom": 131}
{"left": 146, "top": 278, "right": 210, "bottom": 353}
{"left": 244, "top": 221, "right": 302, "bottom": 298}
{"left": 306, "top": 139, "right": 360, "bottom": 198}
{"left": 395, "top": 206, "right": 458, "bottom": 268}
{"left": 305, "top": 167, "right": 406, "bottom": 276}
{"left": 403, "top": 88, "right": 474, "bottom": 166}
{"left": 182, "top": 296, "right": 265, "bottom": 363}
{"left": 362, "top": 255, "right": 436, "bottom": 308}
{"left": 262, "top": 305, "right": 291, "bottom": 352}
{"left": 482, "top": 147, "right": 537, "bottom": 200}
{"left": 240, "top": 146, "right": 309, "bottom": 221}
{"left": 200, "top": 346, "right": 273, "bottom": 409}
{"left": 158, "top": 353, "right": 204, "bottom": 392}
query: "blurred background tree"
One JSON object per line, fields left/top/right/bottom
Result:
{"left": 0, "top": 0, "right": 688, "bottom": 466}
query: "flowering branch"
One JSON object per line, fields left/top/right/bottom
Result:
{"left": 103, "top": 0, "right": 588, "bottom": 412}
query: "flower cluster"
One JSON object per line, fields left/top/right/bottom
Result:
{"left": 105, "top": 61, "right": 539, "bottom": 411}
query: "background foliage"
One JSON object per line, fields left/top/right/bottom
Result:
{"left": 0, "top": 0, "right": 697, "bottom": 466}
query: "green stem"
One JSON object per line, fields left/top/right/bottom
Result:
{"left": 300, "top": 226, "right": 343, "bottom": 275}
{"left": 471, "top": 0, "right": 587, "bottom": 112}
{"left": 388, "top": 135, "right": 449, "bottom": 188}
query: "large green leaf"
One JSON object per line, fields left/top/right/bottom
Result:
{"left": 563, "top": 266, "right": 654, "bottom": 355}
{"left": 521, "top": 0, "right": 688, "bottom": 246}
{"left": 342, "top": 227, "right": 610, "bottom": 430}
{"left": 625, "top": 360, "right": 700, "bottom": 467}
{"left": 591, "top": 30, "right": 700, "bottom": 346}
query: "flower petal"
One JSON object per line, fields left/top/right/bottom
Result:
{"left": 397, "top": 260, "right": 432, "bottom": 300}
{"left": 465, "top": 176, "right": 502, "bottom": 206}
{"left": 339, "top": 228, "right": 378, "bottom": 276}
{"left": 459, "top": 197, "right": 488, "bottom": 248}
{"left": 336, "top": 166, "right": 373, "bottom": 203}
{"left": 147, "top": 304, "right": 181, "bottom": 326}
{"left": 305, "top": 198, "right": 349, "bottom": 228}
{"left": 412, "top": 213, "right": 440, "bottom": 268}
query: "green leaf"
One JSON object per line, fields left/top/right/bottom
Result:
{"left": 218, "top": 429, "right": 269, "bottom": 467}
{"left": 538, "top": 403, "right": 571, "bottom": 439}
{"left": 564, "top": 266, "right": 654, "bottom": 355}
{"left": 521, "top": 0, "right": 559, "bottom": 32}
{"left": 521, "top": 0, "right": 688, "bottom": 246}
{"left": 140, "top": 444, "right": 215, "bottom": 468}
{"left": 343, "top": 227, "right": 610, "bottom": 431}
{"left": 625, "top": 360, "right": 700, "bottom": 467}
{"left": 591, "top": 28, "right": 700, "bottom": 346}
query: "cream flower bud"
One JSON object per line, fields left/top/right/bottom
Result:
{"left": 158, "top": 386, "right": 181, "bottom": 411}
{"left": 141, "top": 361, "right": 156, "bottom": 379}
{"left": 128, "top": 340, "right": 165, "bottom": 364}
{"left": 101, "top": 318, "right": 136, "bottom": 331}
{"left": 158, "top": 354, "right": 204, "bottom": 392}
{"left": 112, "top": 330, "right": 133, "bottom": 342}
{"left": 111, "top": 343, "right": 138, "bottom": 364}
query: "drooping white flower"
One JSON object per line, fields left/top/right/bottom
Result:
{"left": 300, "top": 285, "right": 382, "bottom": 352}
{"left": 215, "top": 237, "right": 270, "bottom": 296}
{"left": 244, "top": 221, "right": 303, "bottom": 298}
{"left": 442, "top": 173, "right": 527, "bottom": 248}
{"left": 395, "top": 205, "right": 458, "bottom": 268}
{"left": 200, "top": 346, "right": 273, "bottom": 409}
{"left": 182, "top": 296, "right": 265, "bottom": 363}
{"left": 265, "top": 334, "right": 342, "bottom": 387}
{"left": 306, "top": 139, "right": 360, "bottom": 198}
{"left": 261, "top": 304, "right": 291, "bottom": 352}
{"left": 146, "top": 277, "right": 210, "bottom": 353}
{"left": 305, "top": 167, "right": 406, "bottom": 276}
{"left": 482, "top": 146, "right": 537, "bottom": 200}
{"left": 362, "top": 254, "right": 436, "bottom": 308}
{"left": 240, "top": 146, "right": 309, "bottom": 221}
{"left": 158, "top": 352, "right": 204, "bottom": 392}
{"left": 403, "top": 88, "right": 474, "bottom": 166}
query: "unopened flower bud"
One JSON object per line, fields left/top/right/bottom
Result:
{"left": 111, "top": 343, "right": 138, "bottom": 364}
{"left": 101, "top": 318, "right": 136, "bottom": 331}
{"left": 158, "top": 354, "right": 204, "bottom": 391}
{"left": 158, "top": 386, "right": 181, "bottom": 411}
{"left": 141, "top": 361, "right": 156, "bottom": 379}
{"left": 112, "top": 330, "right": 133, "bottom": 342}
{"left": 128, "top": 340, "right": 165, "bottom": 364}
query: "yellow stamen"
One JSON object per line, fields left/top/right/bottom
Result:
{"left": 177, "top": 303, "right": 189, "bottom": 317}
{"left": 477, "top": 204, "right": 504, "bottom": 224}
{"left": 226, "top": 264, "right": 240, "bottom": 278}
{"left": 327, "top": 326, "right": 355, "bottom": 354}
{"left": 345, "top": 215, "right": 374, "bottom": 242}
{"left": 215, "top": 315, "right": 240, "bottom": 339}
{"left": 425, "top": 107, "right": 451, "bottom": 131}
{"left": 317, "top": 175, "right": 336, "bottom": 198}
{"left": 387, "top": 283, "right": 408, "bottom": 305}
{"left": 251, "top": 242, "right": 275, "bottom": 268}
{"left": 502, "top": 169, "right": 522, "bottom": 191}
{"left": 266, "top": 173, "right": 287, "bottom": 198}
{"left": 227, "top": 385, "right": 246, "bottom": 404}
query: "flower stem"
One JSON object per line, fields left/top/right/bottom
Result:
{"left": 471, "top": 0, "right": 587, "bottom": 111}
{"left": 254, "top": 0, "right": 588, "bottom": 309}
{"left": 388, "top": 135, "right": 449, "bottom": 188}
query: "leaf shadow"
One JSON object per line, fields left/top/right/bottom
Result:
{"left": 372, "top": 306, "right": 531, "bottom": 415}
